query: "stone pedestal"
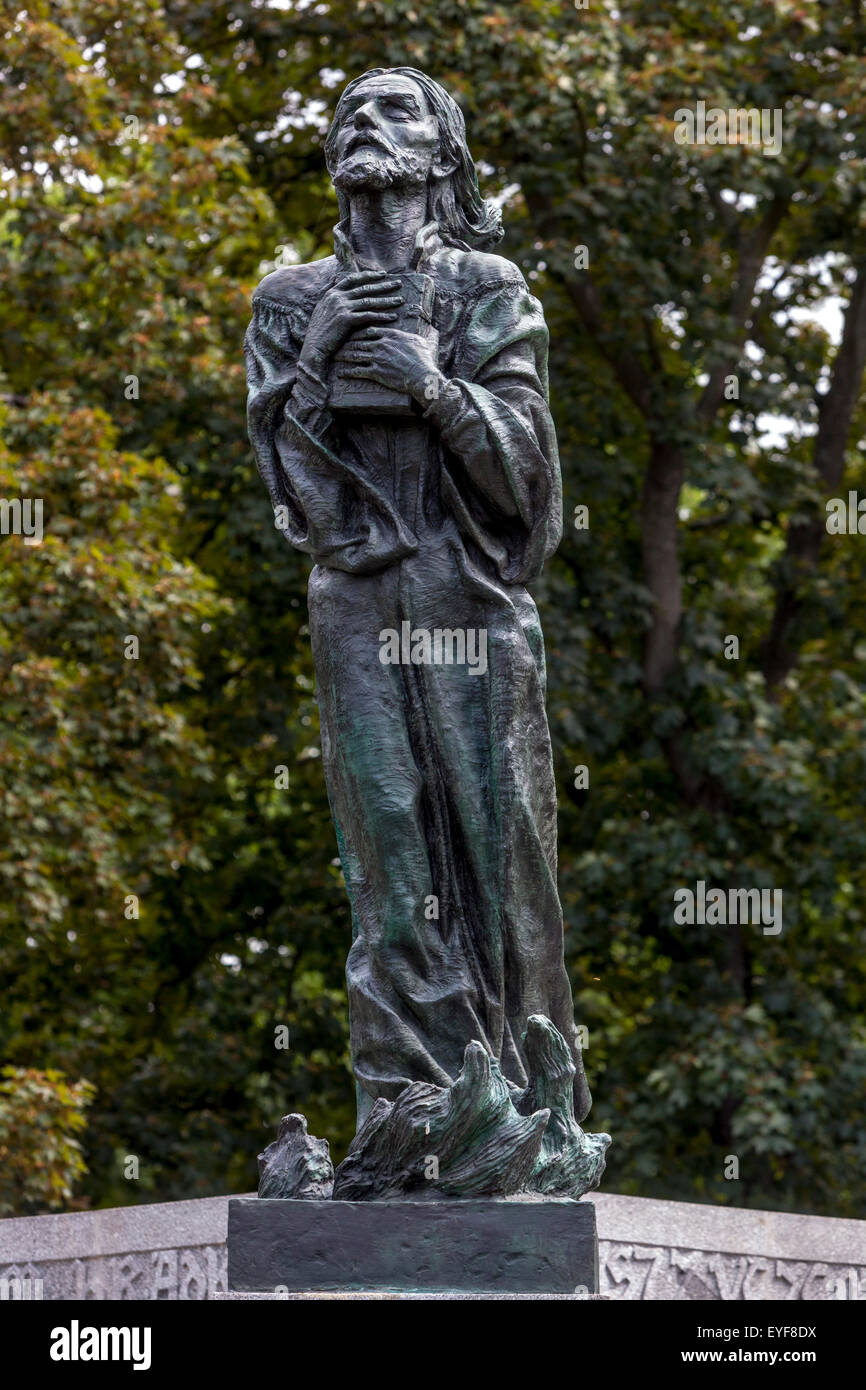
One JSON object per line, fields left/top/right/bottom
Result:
{"left": 227, "top": 1196, "right": 598, "bottom": 1296}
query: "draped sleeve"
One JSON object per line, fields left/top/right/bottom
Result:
{"left": 424, "top": 277, "right": 562, "bottom": 585}
{"left": 244, "top": 292, "right": 418, "bottom": 574}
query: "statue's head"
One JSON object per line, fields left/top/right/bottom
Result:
{"left": 324, "top": 67, "right": 503, "bottom": 251}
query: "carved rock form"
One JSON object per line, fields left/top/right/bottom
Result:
{"left": 330, "top": 1017, "right": 610, "bottom": 1201}
{"left": 517, "top": 1015, "right": 611, "bottom": 1197}
{"left": 333, "top": 1041, "right": 550, "bottom": 1201}
{"left": 257, "top": 1113, "right": 334, "bottom": 1200}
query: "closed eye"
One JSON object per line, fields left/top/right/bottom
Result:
{"left": 380, "top": 98, "right": 418, "bottom": 118}
{"left": 341, "top": 93, "right": 421, "bottom": 121}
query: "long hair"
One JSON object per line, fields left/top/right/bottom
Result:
{"left": 324, "top": 68, "right": 504, "bottom": 251}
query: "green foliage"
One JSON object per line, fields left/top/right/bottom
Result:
{"left": 1, "top": 1, "right": 865, "bottom": 1215}
{"left": 0, "top": 1067, "right": 95, "bottom": 1214}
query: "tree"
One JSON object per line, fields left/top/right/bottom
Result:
{"left": 0, "top": 1067, "right": 95, "bottom": 1214}
{"left": 2, "top": 0, "right": 864, "bottom": 1215}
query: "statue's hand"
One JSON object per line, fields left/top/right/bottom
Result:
{"left": 298, "top": 272, "right": 404, "bottom": 376}
{"left": 339, "top": 327, "right": 442, "bottom": 403}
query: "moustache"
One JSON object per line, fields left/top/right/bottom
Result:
{"left": 342, "top": 131, "right": 398, "bottom": 159}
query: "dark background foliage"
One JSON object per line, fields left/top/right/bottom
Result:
{"left": 1, "top": 0, "right": 864, "bottom": 1215}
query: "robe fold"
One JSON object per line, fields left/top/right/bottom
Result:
{"left": 245, "top": 220, "right": 591, "bottom": 1126}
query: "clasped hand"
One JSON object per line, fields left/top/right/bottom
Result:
{"left": 297, "top": 269, "right": 440, "bottom": 403}
{"left": 339, "top": 327, "right": 440, "bottom": 402}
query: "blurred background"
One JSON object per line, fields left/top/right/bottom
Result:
{"left": 1, "top": 0, "right": 865, "bottom": 1219}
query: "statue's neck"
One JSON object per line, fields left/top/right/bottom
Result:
{"left": 346, "top": 185, "right": 429, "bottom": 271}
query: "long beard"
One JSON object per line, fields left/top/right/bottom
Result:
{"left": 333, "top": 148, "right": 430, "bottom": 193}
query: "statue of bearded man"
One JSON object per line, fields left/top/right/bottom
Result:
{"left": 245, "top": 67, "right": 594, "bottom": 1144}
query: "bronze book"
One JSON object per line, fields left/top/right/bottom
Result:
{"left": 329, "top": 271, "right": 437, "bottom": 416}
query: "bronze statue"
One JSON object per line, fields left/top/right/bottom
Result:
{"left": 246, "top": 67, "right": 609, "bottom": 1199}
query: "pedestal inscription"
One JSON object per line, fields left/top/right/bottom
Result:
{"left": 227, "top": 1197, "right": 599, "bottom": 1296}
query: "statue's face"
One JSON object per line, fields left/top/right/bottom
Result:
{"left": 331, "top": 73, "right": 440, "bottom": 193}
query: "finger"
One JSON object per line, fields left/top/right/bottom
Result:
{"left": 348, "top": 295, "right": 404, "bottom": 310}
{"left": 350, "top": 312, "right": 400, "bottom": 326}
{"left": 339, "top": 270, "right": 395, "bottom": 288}
{"left": 363, "top": 326, "right": 386, "bottom": 338}
{"left": 338, "top": 350, "right": 375, "bottom": 363}
{"left": 346, "top": 281, "right": 402, "bottom": 298}
{"left": 341, "top": 367, "right": 384, "bottom": 381}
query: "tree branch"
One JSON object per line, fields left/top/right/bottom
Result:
{"left": 760, "top": 262, "right": 866, "bottom": 690}
{"left": 697, "top": 194, "right": 790, "bottom": 423}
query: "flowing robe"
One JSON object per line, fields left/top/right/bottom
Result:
{"left": 245, "top": 221, "right": 591, "bottom": 1127}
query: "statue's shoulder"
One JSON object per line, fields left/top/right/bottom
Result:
{"left": 433, "top": 245, "right": 529, "bottom": 301}
{"left": 251, "top": 256, "right": 338, "bottom": 313}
